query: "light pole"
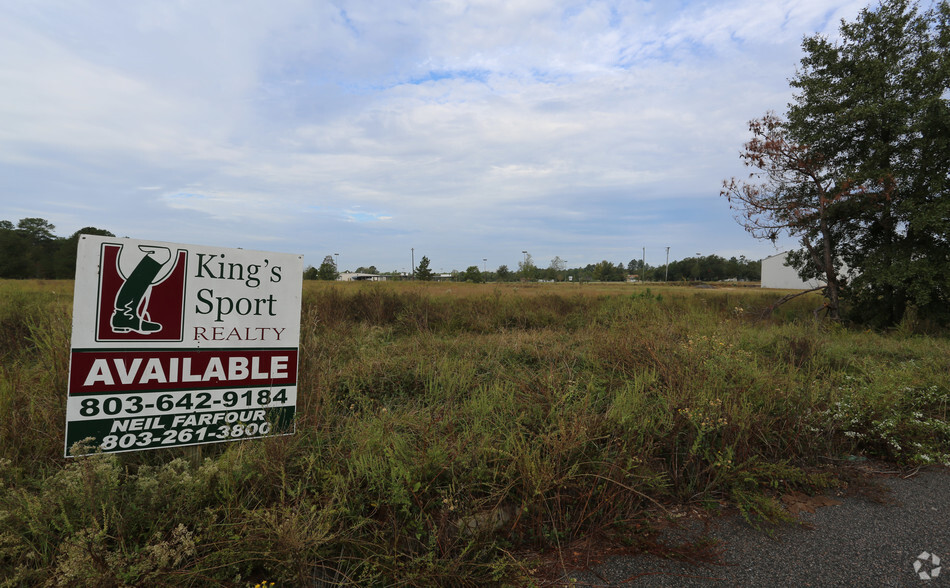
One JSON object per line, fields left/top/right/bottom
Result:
{"left": 665, "top": 246, "right": 670, "bottom": 282}
{"left": 642, "top": 247, "right": 645, "bottom": 282}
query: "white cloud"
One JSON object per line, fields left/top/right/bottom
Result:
{"left": 0, "top": 0, "right": 867, "bottom": 269}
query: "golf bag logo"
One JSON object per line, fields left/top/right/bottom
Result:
{"left": 96, "top": 242, "right": 188, "bottom": 341}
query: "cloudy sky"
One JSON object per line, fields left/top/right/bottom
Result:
{"left": 1, "top": 0, "right": 868, "bottom": 273}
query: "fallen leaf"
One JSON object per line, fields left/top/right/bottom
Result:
{"left": 781, "top": 492, "right": 842, "bottom": 515}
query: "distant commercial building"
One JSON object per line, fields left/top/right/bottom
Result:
{"left": 338, "top": 272, "right": 387, "bottom": 282}
{"left": 761, "top": 251, "right": 853, "bottom": 289}
{"left": 760, "top": 252, "right": 823, "bottom": 289}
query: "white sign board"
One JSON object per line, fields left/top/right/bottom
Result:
{"left": 65, "top": 236, "right": 303, "bottom": 456}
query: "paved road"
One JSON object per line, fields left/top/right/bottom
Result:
{"left": 558, "top": 467, "right": 949, "bottom": 587}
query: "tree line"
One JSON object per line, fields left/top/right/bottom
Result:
{"left": 0, "top": 218, "right": 114, "bottom": 279}
{"left": 304, "top": 252, "right": 761, "bottom": 282}
{"left": 3, "top": 219, "right": 760, "bottom": 284}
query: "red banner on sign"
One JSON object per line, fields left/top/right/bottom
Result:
{"left": 69, "top": 349, "right": 298, "bottom": 395}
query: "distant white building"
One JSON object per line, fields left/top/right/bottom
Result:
{"left": 338, "top": 272, "right": 387, "bottom": 282}
{"left": 760, "top": 252, "right": 823, "bottom": 289}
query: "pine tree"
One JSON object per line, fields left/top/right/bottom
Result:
{"left": 415, "top": 256, "right": 434, "bottom": 281}
{"left": 316, "top": 255, "right": 339, "bottom": 280}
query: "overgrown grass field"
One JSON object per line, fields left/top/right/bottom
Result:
{"left": 1, "top": 280, "right": 948, "bottom": 586}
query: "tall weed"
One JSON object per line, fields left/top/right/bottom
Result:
{"left": 1, "top": 280, "right": 948, "bottom": 585}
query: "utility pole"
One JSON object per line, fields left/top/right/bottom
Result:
{"left": 642, "top": 247, "right": 645, "bottom": 282}
{"left": 665, "top": 247, "right": 670, "bottom": 282}
{"left": 411, "top": 248, "right": 415, "bottom": 280}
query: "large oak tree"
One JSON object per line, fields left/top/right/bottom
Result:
{"left": 725, "top": 0, "right": 950, "bottom": 326}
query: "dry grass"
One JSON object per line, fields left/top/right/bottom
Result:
{"left": 0, "top": 280, "right": 947, "bottom": 586}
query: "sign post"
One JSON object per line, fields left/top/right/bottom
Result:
{"left": 65, "top": 236, "right": 303, "bottom": 456}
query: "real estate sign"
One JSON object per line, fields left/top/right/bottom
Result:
{"left": 65, "top": 236, "right": 303, "bottom": 456}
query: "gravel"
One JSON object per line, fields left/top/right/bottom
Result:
{"left": 557, "top": 467, "right": 949, "bottom": 587}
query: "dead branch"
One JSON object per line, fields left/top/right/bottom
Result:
{"left": 759, "top": 287, "right": 824, "bottom": 319}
